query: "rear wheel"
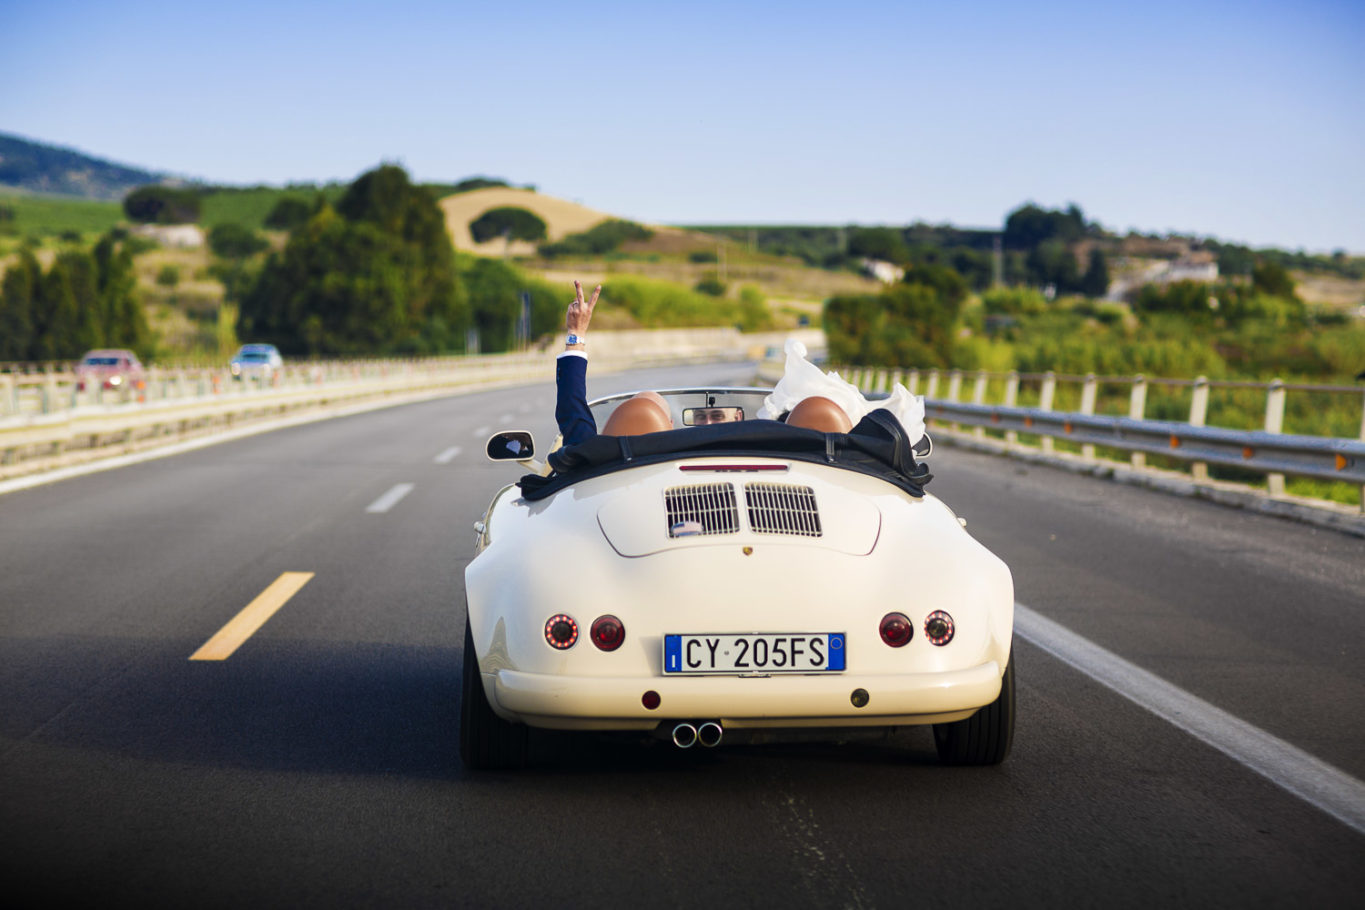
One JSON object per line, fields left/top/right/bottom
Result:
{"left": 933, "top": 656, "right": 1014, "bottom": 766}
{"left": 459, "top": 618, "right": 528, "bottom": 770}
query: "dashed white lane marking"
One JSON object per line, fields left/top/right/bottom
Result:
{"left": 434, "top": 446, "right": 462, "bottom": 464}
{"left": 517, "top": 403, "right": 532, "bottom": 413}
{"left": 365, "top": 483, "right": 415, "bottom": 513}
{"left": 473, "top": 425, "right": 490, "bottom": 437}
{"left": 1015, "top": 602, "right": 1365, "bottom": 836}
{"left": 499, "top": 413, "right": 513, "bottom": 423}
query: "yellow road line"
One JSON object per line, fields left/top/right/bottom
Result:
{"left": 189, "top": 572, "right": 315, "bottom": 661}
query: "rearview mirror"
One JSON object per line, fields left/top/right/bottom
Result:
{"left": 486, "top": 431, "right": 535, "bottom": 461}
{"left": 683, "top": 406, "right": 744, "bottom": 426}
{"left": 913, "top": 432, "right": 932, "bottom": 458}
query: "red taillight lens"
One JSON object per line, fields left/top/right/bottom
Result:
{"left": 879, "top": 612, "right": 913, "bottom": 647}
{"left": 544, "top": 614, "right": 579, "bottom": 649}
{"left": 590, "top": 615, "right": 625, "bottom": 651}
{"left": 924, "top": 611, "right": 955, "bottom": 646}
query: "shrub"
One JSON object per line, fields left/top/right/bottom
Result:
{"left": 694, "top": 277, "right": 727, "bottom": 296}
{"left": 156, "top": 265, "right": 181, "bottom": 287}
{"left": 539, "top": 219, "right": 653, "bottom": 258}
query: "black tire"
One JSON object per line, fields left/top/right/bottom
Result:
{"left": 933, "top": 655, "right": 1015, "bottom": 766}
{"left": 459, "top": 618, "right": 528, "bottom": 770}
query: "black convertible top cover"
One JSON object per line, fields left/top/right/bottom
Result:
{"left": 518, "top": 410, "right": 931, "bottom": 501}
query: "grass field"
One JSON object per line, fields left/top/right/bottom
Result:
{"left": 198, "top": 185, "right": 347, "bottom": 228}
{"left": 0, "top": 190, "right": 123, "bottom": 239}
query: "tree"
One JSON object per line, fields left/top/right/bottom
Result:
{"left": 1080, "top": 248, "right": 1110, "bottom": 297}
{"left": 263, "top": 196, "right": 316, "bottom": 231}
{"left": 208, "top": 222, "right": 269, "bottom": 259}
{"left": 468, "top": 207, "right": 548, "bottom": 244}
{"left": 0, "top": 250, "right": 40, "bottom": 360}
{"left": 1003, "top": 202, "right": 1087, "bottom": 251}
{"left": 93, "top": 232, "right": 154, "bottom": 356}
{"left": 122, "top": 185, "right": 201, "bottom": 224}
{"left": 240, "top": 165, "right": 464, "bottom": 355}
{"left": 1252, "top": 260, "right": 1297, "bottom": 300}
{"left": 847, "top": 227, "right": 909, "bottom": 263}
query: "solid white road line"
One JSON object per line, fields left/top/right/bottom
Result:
{"left": 434, "top": 446, "right": 462, "bottom": 464}
{"left": 365, "top": 483, "right": 415, "bottom": 513}
{"left": 1015, "top": 602, "right": 1365, "bottom": 836}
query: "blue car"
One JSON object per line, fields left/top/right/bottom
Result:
{"left": 229, "top": 344, "right": 283, "bottom": 381}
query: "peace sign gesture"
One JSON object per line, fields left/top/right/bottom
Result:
{"left": 566, "top": 280, "right": 600, "bottom": 338}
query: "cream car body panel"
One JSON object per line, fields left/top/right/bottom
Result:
{"left": 465, "top": 450, "right": 1013, "bottom": 733}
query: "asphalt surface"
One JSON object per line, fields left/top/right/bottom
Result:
{"left": 2, "top": 361, "right": 1362, "bottom": 908}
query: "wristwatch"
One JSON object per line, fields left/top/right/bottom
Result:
{"left": 566, "top": 333, "right": 585, "bottom": 346}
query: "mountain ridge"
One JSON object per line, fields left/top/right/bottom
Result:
{"left": 0, "top": 132, "right": 166, "bottom": 200}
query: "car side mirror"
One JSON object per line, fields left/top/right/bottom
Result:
{"left": 913, "top": 433, "right": 932, "bottom": 458}
{"left": 486, "top": 431, "right": 535, "bottom": 461}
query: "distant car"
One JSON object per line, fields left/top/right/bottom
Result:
{"left": 75, "top": 349, "right": 146, "bottom": 392}
{"left": 229, "top": 344, "right": 283, "bottom": 381}
{"left": 461, "top": 386, "right": 1015, "bottom": 770}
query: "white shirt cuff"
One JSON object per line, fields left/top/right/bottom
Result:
{"left": 557, "top": 350, "right": 588, "bottom": 360}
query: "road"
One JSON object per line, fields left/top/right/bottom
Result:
{"left": 2, "top": 361, "right": 1362, "bottom": 908}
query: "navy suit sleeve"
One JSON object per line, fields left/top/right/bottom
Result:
{"left": 555, "top": 354, "right": 596, "bottom": 446}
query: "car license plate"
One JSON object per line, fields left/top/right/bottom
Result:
{"left": 663, "top": 633, "right": 845, "bottom": 674}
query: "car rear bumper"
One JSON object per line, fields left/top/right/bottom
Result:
{"left": 488, "top": 661, "right": 1003, "bottom": 730}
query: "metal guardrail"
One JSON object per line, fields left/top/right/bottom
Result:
{"left": 0, "top": 329, "right": 817, "bottom": 482}
{"left": 832, "top": 365, "right": 1365, "bottom": 513}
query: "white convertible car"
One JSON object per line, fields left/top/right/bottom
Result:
{"left": 462, "top": 387, "right": 1014, "bottom": 769}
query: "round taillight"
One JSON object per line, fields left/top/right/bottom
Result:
{"left": 544, "top": 614, "right": 579, "bottom": 649}
{"left": 591, "top": 615, "right": 625, "bottom": 651}
{"left": 925, "top": 611, "right": 955, "bottom": 646}
{"left": 879, "top": 612, "right": 913, "bottom": 647}
{"left": 642, "top": 690, "right": 661, "bottom": 710}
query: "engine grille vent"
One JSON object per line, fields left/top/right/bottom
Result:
{"left": 664, "top": 483, "right": 739, "bottom": 537}
{"left": 744, "top": 483, "right": 822, "bottom": 537}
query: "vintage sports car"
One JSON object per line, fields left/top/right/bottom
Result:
{"left": 461, "top": 387, "right": 1015, "bottom": 769}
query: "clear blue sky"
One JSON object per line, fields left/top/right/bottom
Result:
{"left": 2, "top": 0, "right": 1362, "bottom": 251}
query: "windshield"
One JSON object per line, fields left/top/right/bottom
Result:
{"left": 589, "top": 388, "right": 773, "bottom": 429}
{"left": 237, "top": 353, "right": 271, "bottom": 362}
{"left": 82, "top": 357, "right": 119, "bottom": 366}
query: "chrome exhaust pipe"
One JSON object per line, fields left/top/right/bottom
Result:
{"left": 697, "top": 721, "right": 723, "bottom": 748}
{"left": 671, "top": 723, "right": 698, "bottom": 749}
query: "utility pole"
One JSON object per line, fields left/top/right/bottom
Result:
{"left": 993, "top": 234, "right": 1004, "bottom": 287}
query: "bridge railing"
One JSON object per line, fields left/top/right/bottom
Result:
{"left": 832, "top": 366, "right": 1365, "bottom": 514}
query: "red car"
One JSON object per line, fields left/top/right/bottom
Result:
{"left": 75, "top": 349, "right": 146, "bottom": 392}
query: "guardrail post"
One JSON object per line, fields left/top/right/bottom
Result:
{"left": 924, "top": 370, "right": 940, "bottom": 401}
{"left": 946, "top": 370, "right": 962, "bottom": 433}
{"left": 1264, "top": 379, "right": 1286, "bottom": 496}
{"left": 1190, "top": 376, "right": 1210, "bottom": 482}
{"left": 972, "top": 371, "right": 988, "bottom": 440}
{"left": 1128, "top": 376, "right": 1148, "bottom": 469}
{"left": 43, "top": 370, "right": 57, "bottom": 415}
{"left": 906, "top": 369, "right": 920, "bottom": 396}
{"left": 1079, "top": 373, "right": 1098, "bottom": 461}
{"left": 1039, "top": 372, "right": 1056, "bottom": 453}
{"left": 1003, "top": 371, "right": 1019, "bottom": 449}
{"left": 889, "top": 368, "right": 904, "bottom": 392}
{"left": 875, "top": 368, "right": 890, "bottom": 393}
